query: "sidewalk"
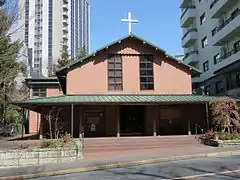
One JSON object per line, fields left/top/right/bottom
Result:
{"left": 0, "top": 146, "right": 240, "bottom": 179}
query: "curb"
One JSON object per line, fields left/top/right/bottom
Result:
{"left": 1, "top": 150, "right": 240, "bottom": 180}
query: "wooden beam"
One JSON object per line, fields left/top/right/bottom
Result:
{"left": 206, "top": 103, "right": 209, "bottom": 130}
{"left": 71, "top": 104, "right": 74, "bottom": 137}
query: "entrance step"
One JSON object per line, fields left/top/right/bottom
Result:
{"left": 83, "top": 136, "right": 204, "bottom": 153}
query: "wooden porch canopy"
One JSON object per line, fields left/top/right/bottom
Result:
{"left": 12, "top": 94, "right": 237, "bottom": 110}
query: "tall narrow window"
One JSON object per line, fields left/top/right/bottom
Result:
{"left": 200, "top": 12, "right": 206, "bottom": 25}
{"left": 213, "top": 53, "right": 220, "bottom": 64}
{"left": 140, "top": 55, "right": 154, "bottom": 90}
{"left": 203, "top": 60, "right": 209, "bottom": 72}
{"left": 108, "top": 55, "right": 123, "bottom": 91}
{"left": 201, "top": 36, "right": 208, "bottom": 48}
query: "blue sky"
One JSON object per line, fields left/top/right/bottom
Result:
{"left": 90, "top": 0, "right": 183, "bottom": 55}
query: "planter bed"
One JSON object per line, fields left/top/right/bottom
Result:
{"left": 200, "top": 137, "right": 240, "bottom": 148}
{"left": 0, "top": 140, "right": 83, "bottom": 168}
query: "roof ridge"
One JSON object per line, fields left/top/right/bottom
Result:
{"left": 56, "top": 34, "right": 201, "bottom": 76}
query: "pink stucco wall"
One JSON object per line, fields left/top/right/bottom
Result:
{"left": 67, "top": 39, "right": 192, "bottom": 95}
{"left": 29, "top": 86, "right": 60, "bottom": 134}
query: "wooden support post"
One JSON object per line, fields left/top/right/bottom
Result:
{"left": 38, "top": 113, "right": 43, "bottom": 139}
{"left": 153, "top": 118, "right": 157, "bottom": 136}
{"left": 206, "top": 103, "right": 209, "bottom": 130}
{"left": 71, "top": 104, "right": 74, "bottom": 137}
{"left": 79, "top": 107, "right": 83, "bottom": 136}
{"left": 117, "top": 107, "right": 120, "bottom": 138}
{"left": 188, "top": 119, "right": 191, "bottom": 136}
{"left": 21, "top": 108, "right": 25, "bottom": 138}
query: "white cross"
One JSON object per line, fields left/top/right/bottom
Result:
{"left": 121, "top": 12, "right": 138, "bottom": 34}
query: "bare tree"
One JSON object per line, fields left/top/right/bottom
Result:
{"left": 44, "top": 107, "right": 66, "bottom": 139}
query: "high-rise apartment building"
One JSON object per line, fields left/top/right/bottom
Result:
{"left": 180, "top": 0, "right": 240, "bottom": 97}
{"left": 18, "top": 0, "right": 90, "bottom": 77}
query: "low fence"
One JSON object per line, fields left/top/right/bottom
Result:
{"left": 0, "top": 140, "right": 83, "bottom": 168}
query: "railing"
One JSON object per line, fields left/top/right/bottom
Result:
{"left": 212, "top": 9, "right": 240, "bottom": 36}
{"left": 195, "top": 124, "right": 204, "bottom": 141}
{"left": 214, "top": 46, "right": 240, "bottom": 65}
{"left": 182, "top": 28, "right": 197, "bottom": 40}
{"left": 183, "top": 51, "right": 198, "bottom": 61}
{"left": 210, "top": 0, "right": 219, "bottom": 9}
{"left": 181, "top": 5, "right": 196, "bottom": 19}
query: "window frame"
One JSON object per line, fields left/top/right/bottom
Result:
{"left": 203, "top": 60, "right": 209, "bottom": 72}
{"left": 200, "top": 12, "right": 206, "bottom": 25}
{"left": 201, "top": 36, "right": 208, "bottom": 48}
{"left": 32, "top": 88, "right": 46, "bottom": 98}
{"left": 107, "top": 54, "right": 123, "bottom": 91}
{"left": 139, "top": 55, "right": 154, "bottom": 90}
{"left": 213, "top": 53, "right": 220, "bottom": 64}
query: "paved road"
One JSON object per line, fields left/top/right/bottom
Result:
{"left": 33, "top": 156, "right": 240, "bottom": 180}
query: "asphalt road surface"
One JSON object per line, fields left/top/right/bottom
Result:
{"left": 33, "top": 156, "right": 240, "bottom": 180}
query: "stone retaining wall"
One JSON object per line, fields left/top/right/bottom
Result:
{"left": 0, "top": 141, "right": 83, "bottom": 168}
{"left": 200, "top": 137, "right": 240, "bottom": 148}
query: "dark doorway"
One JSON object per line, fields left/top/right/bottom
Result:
{"left": 84, "top": 111, "right": 105, "bottom": 137}
{"left": 120, "top": 106, "right": 145, "bottom": 136}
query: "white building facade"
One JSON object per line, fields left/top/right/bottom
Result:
{"left": 180, "top": 0, "right": 240, "bottom": 97}
{"left": 18, "top": 0, "right": 90, "bottom": 77}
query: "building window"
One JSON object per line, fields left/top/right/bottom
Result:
{"left": 108, "top": 55, "right": 123, "bottom": 91}
{"left": 32, "top": 88, "right": 46, "bottom": 97}
{"left": 201, "top": 36, "right": 208, "bottom": 48}
{"left": 233, "top": 40, "right": 240, "bottom": 52}
{"left": 236, "top": 73, "right": 240, "bottom": 87}
{"left": 215, "top": 81, "right": 224, "bottom": 94}
{"left": 213, "top": 53, "right": 220, "bottom": 64}
{"left": 204, "top": 85, "right": 210, "bottom": 95}
{"left": 226, "top": 77, "right": 231, "bottom": 90}
{"left": 140, "top": 55, "right": 154, "bottom": 90}
{"left": 212, "top": 27, "right": 217, "bottom": 36}
{"left": 203, "top": 61, "right": 209, "bottom": 72}
{"left": 200, "top": 12, "right": 206, "bottom": 25}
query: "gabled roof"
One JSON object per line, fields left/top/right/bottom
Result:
{"left": 56, "top": 34, "right": 201, "bottom": 76}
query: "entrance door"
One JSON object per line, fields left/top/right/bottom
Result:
{"left": 84, "top": 111, "right": 105, "bottom": 137}
{"left": 120, "top": 106, "right": 145, "bottom": 136}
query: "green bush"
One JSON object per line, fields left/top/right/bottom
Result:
{"left": 218, "top": 132, "right": 240, "bottom": 140}
{"left": 232, "top": 132, "right": 240, "bottom": 140}
{"left": 40, "top": 139, "right": 62, "bottom": 148}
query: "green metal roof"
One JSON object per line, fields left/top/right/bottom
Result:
{"left": 57, "top": 34, "right": 201, "bottom": 76}
{"left": 12, "top": 94, "right": 236, "bottom": 106}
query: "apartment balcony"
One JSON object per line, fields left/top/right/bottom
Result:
{"left": 63, "top": 29, "right": 68, "bottom": 34}
{"left": 212, "top": 9, "right": 240, "bottom": 46}
{"left": 180, "top": 0, "right": 193, "bottom": 8}
{"left": 62, "top": 21, "right": 68, "bottom": 27}
{"left": 63, "top": 14, "right": 68, "bottom": 20}
{"left": 210, "top": 0, "right": 237, "bottom": 18}
{"left": 62, "top": 37, "right": 68, "bottom": 44}
{"left": 182, "top": 28, "right": 197, "bottom": 48}
{"left": 213, "top": 46, "right": 240, "bottom": 73}
{"left": 183, "top": 51, "right": 199, "bottom": 64}
{"left": 63, "top": 0, "right": 68, "bottom": 5}
{"left": 180, "top": 6, "right": 196, "bottom": 27}
{"left": 63, "top": 6, "right": 68, "bottom": 12}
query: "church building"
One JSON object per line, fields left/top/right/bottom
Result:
{"left": 14, "top": 34, "right": 223, "bottom": 138}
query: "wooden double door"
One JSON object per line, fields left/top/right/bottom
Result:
{"left": 83, "top": 111, "right": 105, "bottom": 137}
